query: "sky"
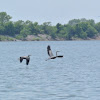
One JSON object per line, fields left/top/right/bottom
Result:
{"left": 0, "top": 0, "right": 100, "bottom": 25}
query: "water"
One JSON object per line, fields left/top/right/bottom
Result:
{"left": 0, "top": 41, "right": 100, "bottom": 100}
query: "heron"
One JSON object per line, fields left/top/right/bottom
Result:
{"left": 19, "top": 55, "right": 31, "bottom": 65}
{"left": 46, "top": 45, "right": 63, "bottom": 61}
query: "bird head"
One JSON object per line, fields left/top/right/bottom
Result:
{"left": 47, "top": 45, "right": 51, "bottom": 50}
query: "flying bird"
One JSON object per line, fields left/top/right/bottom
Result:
{"left": 46, "top": 45, "right": 63, "bottom": 61}
{"left": 19, "top": 55, "right": 31, "bottom": 65}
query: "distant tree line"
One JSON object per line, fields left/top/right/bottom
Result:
{"left": 0, "top": 12, "right": 100, "bottom": 40}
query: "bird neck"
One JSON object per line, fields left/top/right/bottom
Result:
{"left": 56, "top": 51, "right": 58, "bottom": 56}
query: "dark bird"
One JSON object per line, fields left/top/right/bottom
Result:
{"left": 19, "top": 55, "right": 31, "bottom": 65}
{"left": 46, "top": 45, "right": 63, "bottom": 61}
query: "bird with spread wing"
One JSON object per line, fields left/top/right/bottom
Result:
{"left": 19, "top": 55, "right": 31, "bottom": 65}
{"left": 46, "top": 45, "right": 63, "bottom": 61}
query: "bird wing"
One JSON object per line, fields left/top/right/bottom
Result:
{"left": 48, "top": 50, "right": 54, "bottom": 57}
{"left": 20, "top": 57, "right": 23, "bottom": 63}
{"left": 47, "top": 45, "right": 53, "bottom": 57}
{"left": 45, "top": 56, "right": 56, "bottom": 61}
{"left": 26, "top": 59, "right": 30, "bottom": 65}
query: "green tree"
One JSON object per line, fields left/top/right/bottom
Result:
{"left": 67, "top": 26, "right": 75, "bottom": 40}
{"left": 20, "top": 27, "right": 31, "bottom": 38}
{"left": 95, "top": 22, "right": 100, "bottom": 33}
{"left": 68, "top": 19, "right": 80, "bottom": 26}
{"left": 32, "top": 22, "right": 40, "bottom": 35}
{"left": 56, "top": 23, "right": 62, "bottom": 33}
{"left": 0, "top": 25, "right": 5, "bottom": 35}
{"left": 49, "top": 26, "right": 57, "bottom": 39}
{"left": 86, "top": 25, "right": 98, "bottom": 38}
{"left": 4, "top": 21, "right": 15, "bottom": 36}
{"left": 74, "top": 24, "right": 83, "bottom": 38}
{"left": 87, "top": 19, "right": 95, "bottom": 26}
{"left": 80, "top": 31, "right": 87, "bottom": 39}
{"left": 79, "top": 22, "right": 89, "bottom": 32}
{"left": 14, "top": 20, "right": 24, "bottom": 34}
{"left": 0, "top": 12, "right": 12, "bottom": 25}
{"left": 80, "top": 18, "right": 87, "bottom": 22}
{"left": 42, "top": 22, "right": 52, "bottom": 34}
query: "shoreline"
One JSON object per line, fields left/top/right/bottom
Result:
{"left": 0, "top": 34, "right": 100, "bottom": 41}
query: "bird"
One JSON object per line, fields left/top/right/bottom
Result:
{"left": 46, "top": 45, "right": 63, "bottom": 61}
{"left": 19, "top": 55, "right": 31, "bottom": 65}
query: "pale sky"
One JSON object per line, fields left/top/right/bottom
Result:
{"left": 0, "top": 0, "right": 100, "bottom": 25}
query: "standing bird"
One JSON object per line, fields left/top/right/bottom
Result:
{"left": 19, "top": 55, "right": 31, "bottom": 65}
{"left": 46, "top": 45, "right": 63, "bottom": 61}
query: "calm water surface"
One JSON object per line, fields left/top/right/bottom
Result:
{"left": 0, "top": 41, "right": 100, "bottom": 100}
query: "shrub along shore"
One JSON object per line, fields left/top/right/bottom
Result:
{"left": 0, "top": 12, "right": 100, "bottom": 41}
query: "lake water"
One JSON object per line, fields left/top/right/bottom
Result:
{"left": 0, "top": 41, "right": 100, "bottom": 100}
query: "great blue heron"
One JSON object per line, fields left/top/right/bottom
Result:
{"left": 46, "top": 45, "right": 63, "bottom": 61}
{"left": 19, "top": 55, "right": 31, "bottom": 65}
